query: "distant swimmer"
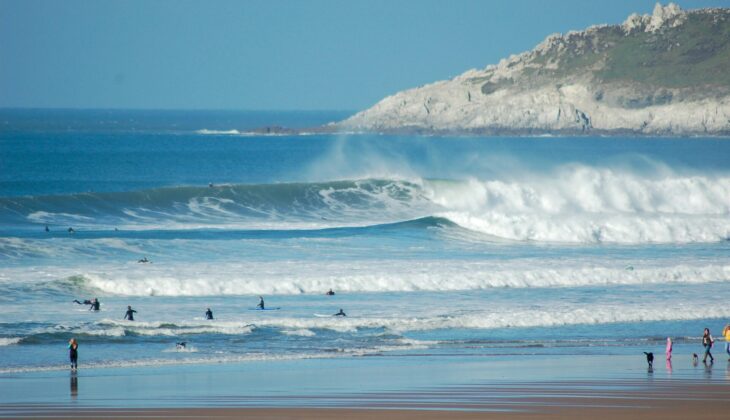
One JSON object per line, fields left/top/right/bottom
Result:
{"left": 326, "top": 289, "right": 335, "bottom": 296}
{"left": 257, "top": 296, "right": 265, "bottom": 310}
{"left": 68, "top": 338, "right": 78, "bottom": 370}
{"left": 68, "top": 227, "right": 75, "bottom": 233}
{"left": 73, "top": 299, "right": 93, "bottom": 305}
{"left": 137, "top": 256, "right": 150, "bottom": 263}
{"left": 124, "top": 305, "right": 137, "bottom": 321}
{"left": 333, "top": 308, "right": 346, "bottom": 317}
{"left": 205, "top": 308, "right": 214, "bottom": 320}
{"left": 209, "top": 183, "right": 214, "bottom": 188}
{"left": 176, "top": 342, "right": 187, "bottom": 349}
{"left": 45, "top": 225, "right": 49, "bottom": 232}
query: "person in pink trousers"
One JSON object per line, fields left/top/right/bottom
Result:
{"left": 665, "top": 337, "right": 672, "bottom": 361}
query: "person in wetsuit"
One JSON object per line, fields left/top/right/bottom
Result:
{"left": 205, "top": 308, "right": 214, "bottom": 320}
{"left": 68, "top": 338, "right": 78, "bottom": 370}
{"left": 73, "top": 299, "right": 92, "bottom": 305}
{"left": 326, "top": 289, "right": 335, "bottom": 296}
{"left": 90, "top": 298, "right": 100, "bottom": 311}
{"left": 124, "top": 305, "right": 137, "bottom": 321}
{"left": 334, "top": 308, "right": 346, "bottom": 317}
{"left": 257, "top": 296, "right": 265, "bottom": 310}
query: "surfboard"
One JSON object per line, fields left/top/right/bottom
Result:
{"left": 248, "top": 307, "right": 280, "bottom": 311}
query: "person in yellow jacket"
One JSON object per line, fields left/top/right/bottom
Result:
{"left": 723, "top": 324, "right": 730, "bottom": 361}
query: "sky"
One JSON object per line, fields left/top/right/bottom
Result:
{"left": 2, "top": 0, "right": 729, "bottom": 111}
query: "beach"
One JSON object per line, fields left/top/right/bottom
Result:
{"left": 2, "top": 353, "right": 730, "bottom": 419}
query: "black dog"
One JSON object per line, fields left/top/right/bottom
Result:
{"left": 643, "top": 352, "right": 654, "bottom": 368}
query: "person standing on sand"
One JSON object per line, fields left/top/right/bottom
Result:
{"left": 702, "top": 327, "right": 714, "bottom": 364}
{"left": 68, "top": 338, "right": 78, "bottom": 370}
{"left": 124, "top": 305, "right": 137, "bottom": 321}
{"left": 723, "top": 324, "right": 730, "bottom": 361}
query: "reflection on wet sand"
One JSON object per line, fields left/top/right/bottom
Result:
{"left": 70, "top": 373, "right": 77, "bottom": 400}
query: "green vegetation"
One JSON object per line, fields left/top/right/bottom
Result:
{"left": 597, "top": 13, "right": 730, "bottom": 88}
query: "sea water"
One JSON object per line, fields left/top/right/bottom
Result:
{"left": 0, "top": 109, "right": 729, "bottom": 373}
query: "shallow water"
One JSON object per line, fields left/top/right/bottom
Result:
{"left": 0, "top": 109, "right": 728, "bottom": 373}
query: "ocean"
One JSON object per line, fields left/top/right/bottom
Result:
{"left": 1, "top": 109, "right": 729, "bottom": 374}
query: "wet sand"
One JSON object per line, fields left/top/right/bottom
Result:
{"left": 2, "top": 354, "right": 729, "bottom": 419}
{"left": 3, "top": 379, "right": 729, "bottom": 419}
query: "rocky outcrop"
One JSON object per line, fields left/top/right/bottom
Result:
{"left": 340, "top": 3, "right": 730, "bottom": 136}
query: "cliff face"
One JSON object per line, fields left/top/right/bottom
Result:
{"left": 340, "top": 3, "right": 730, "bottom": 136}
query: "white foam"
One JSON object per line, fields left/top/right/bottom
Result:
{"left": 424, "top": 168, "right": 730, "bottom": 244}
{"left": 282, "top": 329, "right": 316, "bottom": 337}
{"left": 0, "top": 337, "right": 21, "bottom": 346}
{"left": 195, "top": 129, "right": 241, "bottom": 135}
{"left": 66, "top": 261, "right": 730, "bottom": 296}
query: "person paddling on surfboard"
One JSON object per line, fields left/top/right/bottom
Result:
{"left": 257, "top": 296, "right": 265, "bottom": 310}
{"left": 333, "top": 308, "right": 346, "bottom": 317}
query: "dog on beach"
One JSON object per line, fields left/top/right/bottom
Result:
{"left": 692, "top": 353, "right": 699, "bottom": 365}
{"left": 643, "top": 352, "right": 654, "bottom": 368}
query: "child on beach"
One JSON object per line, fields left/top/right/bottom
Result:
{"left": 665, "top": 337, "right": 672, "bottom": 361}
{"left": 68, "top": 338, "right": 78, "bottom": 370}
{"left": 702, "top": 328, "right": 714, "bottom": 364}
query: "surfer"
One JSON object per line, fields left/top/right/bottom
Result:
{"left": 257, "top": 296, "right": 265, "bottom": 310}
{"left": 205, "top": 308, "right": 214, "bottom": 320}
{"left": 326, "top": 289, "right": 335, "bottom": 296}
{"left": 137, "top": 256, "right": 150, "bottom": 263}
{"left": 74, "top": 298, "right": 100, "bottom": 311}
{"left": 702, "top": 327, "right": 714, "bottom": 363}
{"left": 124, "top": 305, "right": 137, "bottom": 321}
{"left": 333, "top": 308, "right": 346, "bottom": 317}
{"left": 68, "top": 227, "right": 75, "bottom": 233}
{"left": 68, "top": 338, "right": 78, "bottom": 370}
{"left": 45, "top": 225, "right": 49, "bottom": 232}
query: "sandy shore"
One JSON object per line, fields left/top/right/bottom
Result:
{"left": 3, "top": 379, "right": 729, "bottom": 419}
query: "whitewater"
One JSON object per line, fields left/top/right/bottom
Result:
{"left": 0, "top": 109, "right": 728, "bottom": 373}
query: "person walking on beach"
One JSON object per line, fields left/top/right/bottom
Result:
{"left": 68, "top": 338, "right": 78, "bottom": 370}
{"left": 666, "top": 337, "right": 672, "bottom": 361}
{"left": 205, "top": 307, "right": 214, "bottom": 320}
{"left": 702, "top": 327, "right": 715, "bottom": 363}
{"left": 257, "top": 296, "right": 265, "bottom": 310}
{"left": 723, "top": 324, "right": 730, "bottom": 361}
{"left": 124, "top": 305, "right": 137, "bottom": 321}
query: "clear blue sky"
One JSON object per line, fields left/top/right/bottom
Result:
{"left": 1, "top": 0, "right": 728, "bottom": 111}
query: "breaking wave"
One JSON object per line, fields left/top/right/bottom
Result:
{"left": 1, "top": 166, "right": 728, "bottom": 244}
{"left": 15, "top": 262, "right": 729, "bottom": 296}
